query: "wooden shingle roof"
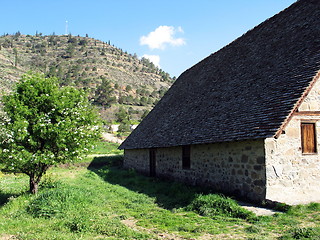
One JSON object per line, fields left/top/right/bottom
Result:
{"left": 120, "top": 0, "right": 320, "bottom": 150}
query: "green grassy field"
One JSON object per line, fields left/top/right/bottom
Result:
{"left": 0, "top": 150, "right": 320, "bottom": 239}
{"left": 90, "top": 141, "right": 123, "bottom": 155}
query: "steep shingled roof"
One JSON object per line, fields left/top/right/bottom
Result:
{"left": 120, "top": 0, "right": 320, "bottom": 149}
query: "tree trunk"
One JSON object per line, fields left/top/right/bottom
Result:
{"left": 29, "top": 176, "right": 39, "bottom": 194}
{"left": 28, "top": 164, "right": 49, "bottom": 194}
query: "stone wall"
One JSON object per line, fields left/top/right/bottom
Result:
{"left": 265, "top": 79, "right": 320, "bottom": 204}
{"left": 124, "top": 139, "right": 266, "bottom": 202}
{"left": 123, "top": 148, "right": 150, "bottom": 174}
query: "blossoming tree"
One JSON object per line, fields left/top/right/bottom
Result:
{"left": 0, "top": 72, "right": 101, "bottom": 193}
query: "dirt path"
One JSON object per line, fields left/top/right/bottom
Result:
{"left": 238, "top": 201, "right": 279, "bottom": 216}
{"left": 101, "top": 132, "right": 123, "bottom": 144}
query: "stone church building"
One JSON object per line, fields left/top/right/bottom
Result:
{"left": 119, "top": 0, "right": 320, "bottom": 204}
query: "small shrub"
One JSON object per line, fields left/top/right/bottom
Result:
{"left": 65, "top": 215, "right": 90, "bottom": 233}
{"left": 291, "top": 227, "right": 316, "bottom": 239}
{"left": 245, "top": 225, "right": 261, "bottom": 233}
{"left": 307, "top": 202, "right": 320, "bottom": 211}
{"left": 27, "top": 186, "right": 91, "bottom": 218}
{"left": 274, "top": 202, "right": 292, "bottom": 212}
{"left": 118, "top": 121, "right": 131, "bottom": 133}
{"left": 280, "top": 227, "right": 319, "bottom": 240}
{"left": 39, "top": 174, "right": 62, "bottom": 189}
{"left": 186, "top": 194, "right": 256, "bottom": 220}
{"left": 262, "top": 200, "right": 291, "bottom": 213}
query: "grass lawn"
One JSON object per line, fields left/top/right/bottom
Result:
{"left": 0, "top": 154, "right": 319, "bottom": 239}
{"left": 90, "top": 141, "right": 123, "bottom": 155}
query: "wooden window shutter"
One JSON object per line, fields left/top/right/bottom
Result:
{"left": 301, "top": 123, "right": 317, "bottom": 154}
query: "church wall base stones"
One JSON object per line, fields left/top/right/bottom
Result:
{"left": 124, "top": 139, "right": 267, "bottom": 202}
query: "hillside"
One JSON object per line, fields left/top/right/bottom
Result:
{"left": 0, "top": 32, "right": 175, "bottom": 122}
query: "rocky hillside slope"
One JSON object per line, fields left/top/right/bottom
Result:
{"left": 0, "top": 32, "right": 174, "bottom": 122}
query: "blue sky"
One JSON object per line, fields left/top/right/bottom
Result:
{"left": 1, "top": 0, "right": 295, "bottom": 77}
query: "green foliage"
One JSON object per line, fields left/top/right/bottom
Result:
{"left": 186, "top": 194, "right": 256, "bottom": 220}
{"left": 94, "top": 78, "right": 116, "bottom": 107}
{"left": 65, "top": 44, "right": 75, "bottom": 58}
{"left": 13, "top": 48, "right": 18, "bottom": 67}
{"left": 139, "top": 96, "right": 148, "bottom": 106}
{"left": 245, "top": 225, "right": 261, "bottom": 233}
{"left": 280, "top": 227, "right": 320, "bottom": 239}
{"left": 141, "top": 109, "right": 150, "bottom": 120}
{"left": 0, "top": 72, "right": 101, "bottom": 193}
{"left": 118, "top": 120, "right": 131, "bottom": 134}
{"left": 0, "top": 34, "right": 174, "bottom": 124}
{"left": 27, "top": 186, "right": 92, "bottom": 218}
{"left": 307, "top": 202, "right": 320, "bottom": 211}
{"left": 115, "top": 107, "right": 129, "bottom": 123}
{"left": 291, "top": 227, "right": 317, "bottom": 239}
{"left": 0, "top": 163, "right": 320, "bottom": 239}
{"left": 39, "top": 173, "right": 62, "bottom": 189}
{"left": 125, "top": 85, "right": 132, "bottom": 91}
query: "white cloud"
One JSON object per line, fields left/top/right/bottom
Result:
{"left": 142, "top": 54, "right": 161, "bottom": 68}
{"left": 140, "top": 26, "right": 186, "bottom": 50}
{"left": 177, "top": 26, "right": 184, "bottom": 33}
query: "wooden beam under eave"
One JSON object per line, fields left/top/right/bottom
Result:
{"left": 293, "top": 111, "right": 320, "bottom": 116}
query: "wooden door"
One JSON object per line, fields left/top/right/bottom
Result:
{"left": 149, "top": 149, "right": 156, "bottom": 177}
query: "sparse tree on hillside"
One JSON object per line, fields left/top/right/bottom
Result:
{"left": 0, "top": 72, "right": 101, "bottom": 194}
{"left": 115, "top": 107, "right": 129, "bottom": 123}
{"left": 141, "top": 109, "right": 150, "bottom": 120}
{"left": 65, "top": 44, "right": 75, "bottom": 58}
{"left": 14, "top": 31, "right": 21, "bottom": 38}
{"left": 139, "top": 96, "right": 148, "bottom": 106}
{"left": 116, "top": 107, "right": 131, "bottom": 134}
{"left": 47, "top": 65, "right": 56, "bottom": 78}
{"left": 79, "top": 39, "right": 87, "bottom": 46}
{"left": 126, "top": 85, "right": 132, "bottom": 91}
{"left": 13, "top": 47, "right": 18, "bottom": 67}
{"left": 118, "top": 120, "right": 131, "bottom": 134}
{"left": 94, "top": 78, "right": 116, "bottom": 107}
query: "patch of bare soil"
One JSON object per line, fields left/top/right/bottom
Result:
{"left": 121, "top": 218, "right": 191, "bottom": 240}
{"left": 238, "top": 201, "right": 279, "bottom": 216}
{"left": 101, "top": 133, "right": 123, "bottom": 144}
{"left": 0, "top": 235, "right": 18, "bottom": 240}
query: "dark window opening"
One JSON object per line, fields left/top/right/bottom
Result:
{"left": 182, "top": 145, "right": 191, "bottom": 169}
{"left": 149, "top": 149, "right": 156, "bottom": 177}
{"left": 301, "top": 122, "right": 317, "bottom": 154}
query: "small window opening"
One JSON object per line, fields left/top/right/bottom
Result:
{"left": 182, "top": 145, "right": 191, "bottom": 169}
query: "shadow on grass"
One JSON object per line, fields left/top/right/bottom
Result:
{"left": 0, "top": 192, "right": 17, "bottom": 206}
{"left": 88, "top": 155, "right": 204, "bottom": 210}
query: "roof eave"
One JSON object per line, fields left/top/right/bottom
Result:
{"left": 274, "top": 70, "right": 320, "bottom": 139}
